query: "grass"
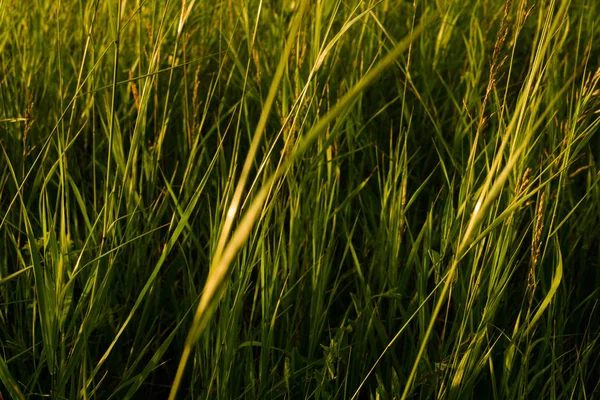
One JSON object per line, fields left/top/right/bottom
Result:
{"left": 0, "top": 0, "right": 599, "bottom": 398}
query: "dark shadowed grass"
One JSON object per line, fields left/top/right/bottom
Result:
{"left": 1, "top": 0, "right": 599, "bottom": 399}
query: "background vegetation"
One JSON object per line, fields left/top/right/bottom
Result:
{"left": 1, "top": 0, "right": 599, "bottom": 398}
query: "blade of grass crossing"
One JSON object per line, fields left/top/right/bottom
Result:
{"left": 169, "top": 8, "right": 436, "bottom": 400}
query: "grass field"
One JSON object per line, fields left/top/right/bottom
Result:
{"left": 1, "top": 0, "right": 599, "bottom": 398}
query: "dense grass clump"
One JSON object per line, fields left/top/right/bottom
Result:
{"left": 1, "top": 0, "right": 599, "bottom": 399}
